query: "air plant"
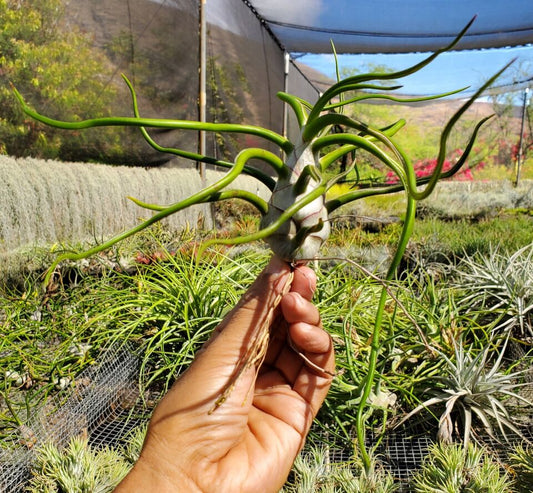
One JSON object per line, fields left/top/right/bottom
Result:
{"left": 26, "top": 436, "right": 130, "bottom": 493}
{"left": 410, "top": 441, "right": 512, "bottom": 493}
{"left": 396, "top": 334, "right": 533, "bottom": 447}
{"left": 453, "top": 243, "right": 533, "bottom": 337}
{"left": 509, "top": 443, "right": 533, "bottom": 491}
{"left": 11, "top": 18, "right": 509, "bottom": 470}
{"left": 282, "top": 445, "right": 397, "bottom": 493}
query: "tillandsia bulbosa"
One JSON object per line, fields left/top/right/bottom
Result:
{"left": 12, "top": 17, "right": 510, "bottom": 469}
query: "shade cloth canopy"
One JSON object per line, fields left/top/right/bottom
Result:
{"left": 245, "top": 0, "right": 533, "bottom": 54}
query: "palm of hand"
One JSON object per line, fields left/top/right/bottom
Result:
{"left": 116, "top": 260, "right": 334, "bottom": 493}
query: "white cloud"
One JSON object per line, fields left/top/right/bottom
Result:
{"left": 250, "top": 0, "right": 323, "bottom": 26}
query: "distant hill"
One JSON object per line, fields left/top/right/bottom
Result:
{"left": 295, "top": 60, "right": 521, "bottom": 134}
{"left": 293, "top": 61, "right": 336, "bottom": 94}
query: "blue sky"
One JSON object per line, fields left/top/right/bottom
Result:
{"left": 298, "top": 45, "right": 533, "bottom": 101}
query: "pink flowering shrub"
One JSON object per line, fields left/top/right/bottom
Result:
{"left": 385, "top": 149, "right": 486, "bottom": 183}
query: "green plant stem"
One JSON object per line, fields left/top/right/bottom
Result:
{"left": 404, "top": 63, "right": 512, "bottom": 200}
{"left": 197, "top": 178, "right": 329, "bottom": 257}
{"left": 313, "top": 133, "right": 408, "bottom": 190}
{"left": 325, "top": 87, "right": 467, "bottom": 112}
{"left": 318, "top": 119, "right": 406, "bottom": 171}
{"left": 137, "top": 128, "right": 279, "bottom": 189}
{"left": 42, "top": 147, "right": 271, "bottom": 285}
{"left": 305, "top": 17, "right": 475, "bottom": 124}
{"left": 324, "top": 114, "right": 495, "bottom": 213}
{"left": 1, "top": 390, "right": 23, "bottom": 427}
{"left": 135, "top": 124, "right": 277, "bottom": 189}
{"left": 128, "top": 189, "right": 269, "bottom": 215}
{"left": 277, "top": 92, "right": 309, "bottom": 129}
{"left": 12, "top": 85, "right": 294, "bottom": 155}
{"left": 356, "top": 194, "right": 416, "bottom": 472}
{"left": 121, "top": 75, "right": 282, "bottom": 187}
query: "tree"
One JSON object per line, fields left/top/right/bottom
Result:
{"left": 487, "top": 60, "right": 533, "bottom": 170}
{"left": 0, "top": 0, "right": 122, "bottom": 161}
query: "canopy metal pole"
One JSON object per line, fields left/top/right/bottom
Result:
{"left": 198, "top": 0, "right": 207, "bottom": 181}
{"left": 514, "top": 87, "right": 530, "bottom": 187}
{"left": 282, "top": 51, "right": 290, "bottom": 140}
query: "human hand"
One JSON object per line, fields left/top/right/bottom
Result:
{"left": 114, "top": 256, "right": 334, "bottom": 492}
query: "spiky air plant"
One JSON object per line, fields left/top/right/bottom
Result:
{"left": 11, "top": 18, "right": 509, "bottom": 470}
{"left": 509, "top": 443, "right": 533, "bottom": 491}
{"left": 395, "top": 334, "right": 533, "bottom": 447}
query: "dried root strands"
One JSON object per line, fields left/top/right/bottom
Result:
{"left": 209, "top": 267, "right": 295, "bottom": 413}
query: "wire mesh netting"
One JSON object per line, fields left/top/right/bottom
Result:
{"left": 0, "top": 344, "right": 142, "bottom": 493}
{"left": 307, "top": 424, "right": 533, "bottom": 491}
{"left": 1, "top": 343, "right": 531, "bottom": 491}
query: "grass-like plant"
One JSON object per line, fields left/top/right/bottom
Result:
{"left": 396, "top": 334, "right": 533, "bottom": 446}
{"left": 87, "top": 247, "right": 266, "bottom": 390}
{"left": 410, "top": 441, "right": 512, "bottom": 492}
{"left": 120, "top": 424, "right": 148, "bottom": 466}
{"left": 10, "top": 18, "right": 509, "bottom": 470}
{"left": 509, "top": 443, "right": 533, "bottom": 492}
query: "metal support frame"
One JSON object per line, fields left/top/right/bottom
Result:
{"left": 282, "top": 51, "right": 290, "bottom": 140}
{"left": 198, "top": 0, "right": 207, "bottom": 181}
{"left": 515, "top": 87, "right": 530, "bottom": 187}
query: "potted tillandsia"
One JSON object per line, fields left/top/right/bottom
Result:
{"left": 10, "top": 18, "right": 510, "bottom": 470}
